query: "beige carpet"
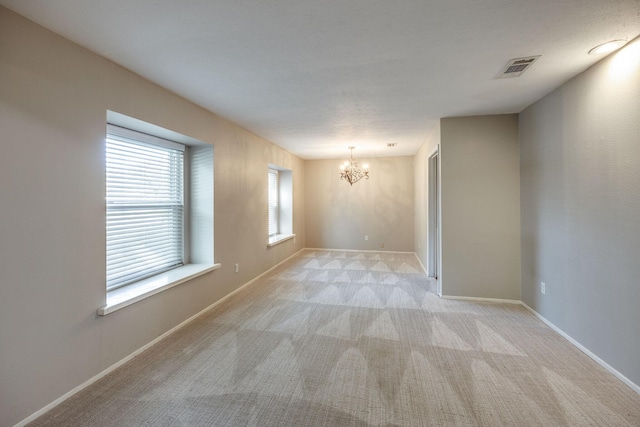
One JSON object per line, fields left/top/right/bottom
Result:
{"left": 30, "top": 250, "right": 640, "bottom": 426}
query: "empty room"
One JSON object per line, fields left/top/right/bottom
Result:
{"left": 1, "top": 1, "right": 639, "bottom": 426}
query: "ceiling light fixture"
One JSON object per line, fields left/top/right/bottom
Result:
{"left": 588, "top": 40, "right": 627, "bottom": 56}
{"left": 339, "top": 146, "right": 369, "bottom": 186}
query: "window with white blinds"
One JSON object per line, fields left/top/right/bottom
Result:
{"left": 106, "top": 125, "right": 185, "bottom": 291}
{"left": 268, "top": 169, "right": 279, "bottom": 237}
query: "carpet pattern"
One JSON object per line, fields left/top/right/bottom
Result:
{"left": 30, "top": 250, "right": 640, "bottom": 426}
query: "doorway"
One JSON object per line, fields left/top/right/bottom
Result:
{"left": 428, "top": 148, "right": 441, "bottom": 296}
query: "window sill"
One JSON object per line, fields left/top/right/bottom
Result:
{"left": 268, "top": 233, "right": 295, "bottom": 247}
{"left": 98, "top": 263, "right": 221, "bottom": 316}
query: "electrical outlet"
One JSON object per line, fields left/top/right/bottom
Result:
{"left": 235, "top": 263, "right": 239, "bottom": 273}
{"left": 541, "top": 282, "right": 545, "bottom": 294}
{"left": 364, "top": 235, "right": 368, "bottom": 241}
{"left": 380, "top": 242, "right": 384, "bottom": 249}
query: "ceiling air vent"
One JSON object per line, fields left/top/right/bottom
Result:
{"left": 496, "top": 55, "right": 541, "bottom": 78}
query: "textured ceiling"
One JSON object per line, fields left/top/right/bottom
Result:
{"left": 1, "top": 1, "right": 639, "bottom": 159}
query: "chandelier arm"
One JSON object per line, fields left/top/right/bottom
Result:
{"left": 338, "top": 146, "right": 369, "bottom": 186}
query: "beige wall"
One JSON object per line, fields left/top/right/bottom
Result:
{"left": 440, "top": 115, "right": 521, "bottom": 300}
{"left": 0, "top": 8, "right": 304, "bottom": 426}
{"left": 520, "top": 37, "right": 640, "bottom": 387}
{"left": 305, "top": 156, "right": 414, "bottom": 251}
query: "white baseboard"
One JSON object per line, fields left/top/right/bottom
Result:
{"left": 441, "top": 295, "right": 522, "bottom": 305}
{"left": 521, "top": 302, "right": 640, "bottom": 396}
{"left": 14, "top": 248, "right": 304, "bottom": 427}
{"left": 304, "top": 247, "right": 415, "bottom": 254}
{"left": 436, "top": 296, "right": 640, "bottom": 395}
{"left": 414, "top": 253, "right": 428, "bottom": 275}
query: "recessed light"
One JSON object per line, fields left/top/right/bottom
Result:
{"left": 588, "top": 40, "right": 627, "bottom": 56}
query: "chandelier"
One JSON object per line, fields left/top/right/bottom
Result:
{"left": 339, "top": 146, "right": 369, "bottom": 186}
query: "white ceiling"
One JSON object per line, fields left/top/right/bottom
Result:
{"left": 2, "top": 1, "right": 638, "bottom": 159}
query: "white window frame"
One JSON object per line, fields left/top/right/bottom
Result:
{"left": 267, "top": 164, "right": 295, "bottom": 247}
{"left": 268, "top": 168, "right": 279, "bottom": 238}
{"left": 99, "top": 112, "right": 219, "bottom": 315}
{"left": 106, "top": 125, "right": 186, "bottom": 291}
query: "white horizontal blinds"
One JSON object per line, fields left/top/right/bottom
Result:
{"left": 106, "top": 125, "right": 185, "bottom": 290}
{"left": 268, "top": 169, "right": 279, "bottom": 237}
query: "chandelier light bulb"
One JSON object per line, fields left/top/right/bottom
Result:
{"left": 338, "top": 147, "right": 369, "bottom": 186}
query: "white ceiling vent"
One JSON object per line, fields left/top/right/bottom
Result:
{"left": 496, "top": 56, "right": 541, "bottom": 78}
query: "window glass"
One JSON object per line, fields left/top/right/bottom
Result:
{"left": 106, "top": 126, "right": 185, "bottom": 290}
{"left": 268, "top": 169, "right": 279, "bottom": 237}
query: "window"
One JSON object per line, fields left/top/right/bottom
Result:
{"left": 106, "top": 125, "right": 185, "bottom": 290}
{"left": 267, "top": 165, "right": 295, "bottom": 246}
{"left": 268, "top": 169, "right": 279, "bottom": 237}
{"left": 99, "top": 112, "right": 217, "bottom": 316}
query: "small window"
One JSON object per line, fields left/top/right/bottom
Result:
{"left": 267, "top": 165, "right": 294, "bottom": 246}
{"left": 268, "top": 169, "right": 279, "bottom": 237}
{"left": 106, "top": 125, "right": 185, "bottom": 290}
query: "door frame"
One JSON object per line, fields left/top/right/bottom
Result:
{"left": 427, "top": 146, "right": 442, "bottom": 296}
